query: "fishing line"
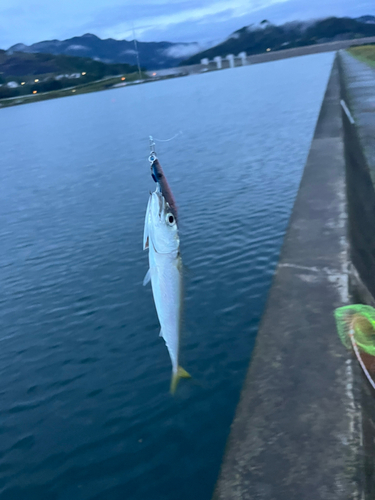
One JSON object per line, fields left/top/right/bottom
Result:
{"left": 130, "top": 25, "right": 182, "bottom": 151}
{"left": 349, "top": 327, "right": 375, "bottom": 391}
{"left": 128, "top": 21, "right": 149, "bottom": 156}
{"left": 152, "top": 131, "right": 183, "bottom": 143}
{"left": 130, "top": 24, "right": 181, "bottom": 159}
{"left": 132, "top": 22, "right": 143, "bottom": 82}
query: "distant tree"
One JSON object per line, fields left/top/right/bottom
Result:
{"left": 0, "top": 51, "right": 138, "bottom": 81}
{"left": 0, "top": 86, "right": 19, "bottom": 98}
{"left": 38, "top": 80, "right": 63, "bottom": 92}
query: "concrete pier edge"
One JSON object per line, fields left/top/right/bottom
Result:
{"left": 212, "top": 54, "right": 367, "bottom": 500}
{"left": 338, "top": 50, "right": 375, "bottom": 499}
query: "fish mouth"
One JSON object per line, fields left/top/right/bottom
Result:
{"left": 148, "top": 192, "right": 166, "bottom": 233}
{"left": 147, "top": 190, "right": 180, "bottom": 255}
{"left": 151, "top": 190, "right": 171, "bottom": 220}
{"left": 153, "top": 190, "right": 165, "bottom": 217}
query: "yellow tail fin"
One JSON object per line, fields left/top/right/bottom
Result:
{"left": 170, "top": 366, "right": 191, "bottom": 394}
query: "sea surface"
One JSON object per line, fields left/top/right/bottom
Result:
{"left": 0, "top": 52, "right": 334, "bottom": 500}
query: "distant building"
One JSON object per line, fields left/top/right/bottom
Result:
{"left": 55, "top": 73, "right": 81, "bottom": 80}
{"left": 7, "top": 81, "right": 19, "bottom": 88}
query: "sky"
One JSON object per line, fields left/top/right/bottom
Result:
{"left": 0, "top": 0, "right": 373, "bottom": 49}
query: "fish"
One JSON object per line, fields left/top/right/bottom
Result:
{"left": 143, "top": 183, "right": 190, "bottom": 394}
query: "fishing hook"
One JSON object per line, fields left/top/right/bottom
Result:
{"left": 149, "top": 135, "right": 157, "bottom": 163}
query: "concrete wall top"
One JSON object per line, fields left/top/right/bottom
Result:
{"left": 212, "top": 56, "right": 363, "bottom": 500}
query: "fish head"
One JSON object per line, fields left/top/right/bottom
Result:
{"left": 145, "top": 191, "right": 179, "bottom": 254}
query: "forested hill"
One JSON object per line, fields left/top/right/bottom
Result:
{"left": 0, "top": 50, "right": 138, "bottom": 80}
{"left": 182, "top": 16, "right": 375, "bottom": 65}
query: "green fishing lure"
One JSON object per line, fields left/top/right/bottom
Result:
{"left": 334, "top": 304, "right": 375, "bottom": 356}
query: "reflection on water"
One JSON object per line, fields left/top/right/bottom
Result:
{"left": 0, "top": 53, "right": 334, "bottom": 499}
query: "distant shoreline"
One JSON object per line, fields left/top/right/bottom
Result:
{"left": 175, "top": 35, "right": 375, "bottom": 75}
{"left": 0, "top": 72, "right": 153, "bottom": 109}
{"left": 1, "top": 36, "right": 375, "bottom": 110}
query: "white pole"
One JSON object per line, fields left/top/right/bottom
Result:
{"left": 214, "top": 56, "right": 222, "bottom": 69}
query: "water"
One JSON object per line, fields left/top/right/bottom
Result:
{"left": 0, "top": 52, "right": 334, "bottom": 500}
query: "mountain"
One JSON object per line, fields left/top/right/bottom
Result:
{"left": 181, "top": 16, "right": 375, "bottom": 65}
{"left": 356, "top": 15, "right": 375, "bottom": 24}
{"left": 5, "top": 15, "right": 375, "bottom": 72}
{"left": 6, "top": 34, "right": 201, "bottom": 70}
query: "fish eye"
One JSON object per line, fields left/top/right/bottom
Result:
{"left": 166, "top": 213, "right": 175, "bottom": 226}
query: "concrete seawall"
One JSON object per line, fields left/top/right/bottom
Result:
{"left": 212, "top": 55, "right": 369, "bottom": 499}
{"left": 338, "top": 51, "right": 375, "bottom": 500}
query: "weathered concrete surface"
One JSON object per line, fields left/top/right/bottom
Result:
{"left": 339, "top": 51, "right": 375, "bottom": 184}
{"left": 338, "top": 52, "right": 375, "bottom": 303}
{"left": 338, "top": 50, "right": 375, "bottom": 500}
{"left": 212, "top": 57, "right": 363, "bottom": 500}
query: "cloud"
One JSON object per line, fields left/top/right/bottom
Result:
{"left": 239, "top": 0, "right": 375, "bottom": 26}
{"left": 121, "top": 49, "right": 138, "bottom": 55}
{"left": 71, "top": 0, "right": 288, "bottom": 42}
{"left": 156, "top": 0, "right": 375, "bottom": 44}
{"left": 0, "top": 0, "right": 373, "bottom": 49}
{"left": 67, "top": 44, "right": 90, "bottom": 51}
{"left": 163, "top": 43, "right": 203, "bottom": 58}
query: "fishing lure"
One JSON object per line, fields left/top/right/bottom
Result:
{"left": 335, "top": 304, "right": 375, "bottom": 389}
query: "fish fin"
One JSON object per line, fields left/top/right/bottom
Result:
{"left": 159, "top": 329, "right": 163, "bottom": 337}
{"left": 170, "top": 366, "right": 191, "bottom": 395}
{"left": 176, "top": 255, "right": 192, "bottom": 277}
{"left": 143, "top": 269, "right": 151, "bottom": 286}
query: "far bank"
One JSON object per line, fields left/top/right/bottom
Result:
{"left": 1, "top": 36, "right": 375, "bottom": 110}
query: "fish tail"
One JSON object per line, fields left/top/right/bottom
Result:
{"left": 170, "top": 366, "right": 191, "bottom": 394}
